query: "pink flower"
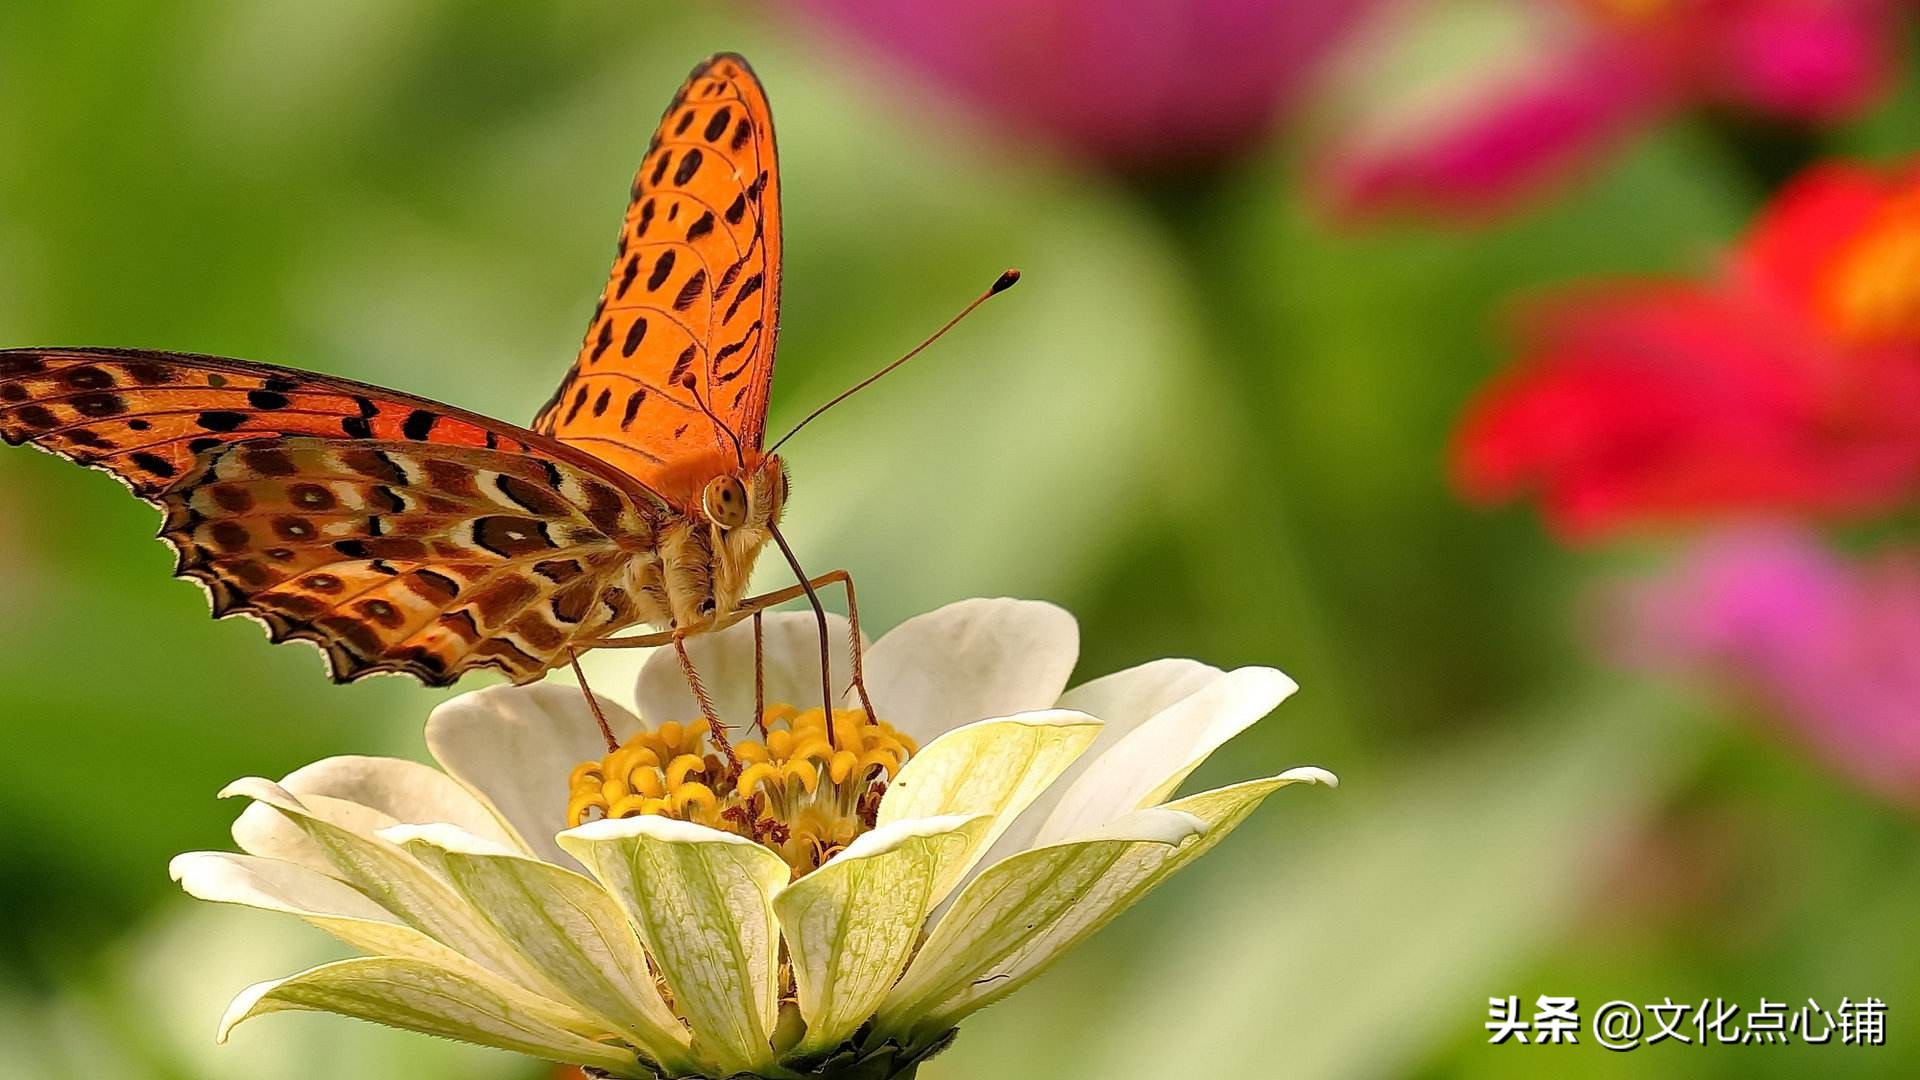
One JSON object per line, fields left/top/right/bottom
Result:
{"left": 1614, "top": 527, "right": 1920, "bottom": 805}
{"left": 790, "top": 0, "right": 1386, "bottom": 172}
{"left": 1321, "top": 0, "right": 1899, "bottom": 219}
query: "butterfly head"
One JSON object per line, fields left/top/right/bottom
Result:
{"left": 685, "top": 452, "right": 787, "bottom": 624}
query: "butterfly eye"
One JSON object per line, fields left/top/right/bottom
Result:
{"left": 702, "top": 475, "right": 749, "bottom": 529}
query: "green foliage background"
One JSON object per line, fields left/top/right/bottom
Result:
{"left": 0, "top": 4, "right": 1913, "bottom": 1077}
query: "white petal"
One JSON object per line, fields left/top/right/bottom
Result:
{"left": 217, "top": 957, "right": 640, "bottom": 1075}
{"left": 284, "top": 755, "right": 521, "bottom": 849}
{"left": 994, "top": 659, "right": 1226, "bottom": 857}
{"left": 218, "top": 778, "right": 553, "bottom": 995}
{"left": 559, "top": 816, "right": 788, "bottom": 1076}
{"left": 381, "top": 824, "right": 697, "bottom": 1072}
{"left": 877, "top": 710, "right": 1100, "bottom": 893}
{"left": 171, "top": 850, "right": 393, "bottom": 925}
{"left": 1034, "top": 666, "right": 1298, "bottom": 845}
{"left": 877, "top": 769, "right": 1333, "bottom": 1038}
{"left": 773, "top": 814, "right": 991, "bottom": 1055}
{"left": 858, "top": 598, "right": 1079, "bottom": 744}
{"left": 636, "top": 610, "right": 859, "bottom": 728}
{"left": 426, "top": 683, "right": 642, "bottom": 866}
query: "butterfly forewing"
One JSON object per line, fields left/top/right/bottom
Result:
{"left": 534, "top": 52, "right": 782, "bottom": 490}
{"left": 0, "top": 347, "right": 665, "bottom": 686}
{"left": 0, "top": 347, "right": 554, "bottom": 496}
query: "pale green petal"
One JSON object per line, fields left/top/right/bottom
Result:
{"left": 559, "top": 816, "right": 789, "bottom": 1075}
{"left": 168, "top": 850, "right": 605, "bottom": 1038}
{"left": 773, "top": 815, "right": 991, "bottom": 1056}
{"left": 877, "top": 710, "right": 1099, "bottom": 888}
{"left": 218, "top": 957, "right": 640, "bottom": 1076}
{"left": 218, "top": 778, "right": 553, "bottom": 996}
{"left": 1034, "top": 666, "right": 1298, "bottom": 845}
{"left": 382, "top": 823, "right": 697, "bottom": 1073}
{"left": 231, "top": 789, "right": 402, "bottom": 880}
{"left": 877, "top": 768, "right": 1335, "bottom": 1038}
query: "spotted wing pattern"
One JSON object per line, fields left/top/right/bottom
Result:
{"left": 1, "top": 348, "right": 664, "bottom": 686}
{"left": 534, "top": 52, "right": 782, "bottom": 489}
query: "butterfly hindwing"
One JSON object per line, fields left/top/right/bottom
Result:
{"left": 160, "top": 437, "right": 660, "bottom": 686}
{"left": 534, "top": 52, "right": 782, "bottom": 489}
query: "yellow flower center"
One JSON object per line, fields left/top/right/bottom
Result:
{"left": 566, "top": 704, "right": 917, "bottom": 877}
{"left": 1823, "top": 190, "right": 1920, "bottom": 345}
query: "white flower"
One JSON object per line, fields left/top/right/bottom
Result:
{"left": 174, "top": 598, "right": 1335, "bottom": 1079}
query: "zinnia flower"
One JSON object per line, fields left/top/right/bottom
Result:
{"left": 791, "top": 0, "right": 1385, "bottom": 173}
{"left": 1610, "top": 527, "right": 1920, "bottom": 805}
{"left": 1454, "top": 157, "right": 1920, "bottom": 537}
{"left": 172, "top": 598, "right": 1334, "bottom": 1078}
{"left": 1322, "top": 0, "right": 1898, "bottom": 219}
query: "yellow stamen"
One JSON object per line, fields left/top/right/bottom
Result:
{"left": 564, "top": 703, "right": 919, "bottom": 876}
{"left": 736, "top": 762, "right": 782, "bottom": 799}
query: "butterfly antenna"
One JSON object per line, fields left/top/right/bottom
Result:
{"left": 678, "top": 373, "right": 747, "bottom": 469}
{"left": 769, "top": 268, "right": 1020, "bottom": 453}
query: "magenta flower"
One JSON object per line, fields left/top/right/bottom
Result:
{"left": 1613, "top": 527, "right": 1920, "bottom": 805}
{"left": 791, "top": 0, "right": 1386, "bottom": 172}
{"left": 1321, "top": 0, "right": 1900, "bottom": 219}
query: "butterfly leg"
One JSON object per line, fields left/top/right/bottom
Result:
{"left": 814, "top": 569, "right": 878, "bottom": 729}
{"left": 672, "top": 629, "right": 741, "bottom": 778}
{"left": 721, "top": 569, "right": 877, "bottom": 727}
{"left": 568, "top": 647, "right": 621, "bottom": 753}
{"left": 753, "top": 610, "right": 767, "bottom": 737}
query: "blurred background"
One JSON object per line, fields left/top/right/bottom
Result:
{"left": 1, "top": 1, "right": 1915, "bottom": 1077}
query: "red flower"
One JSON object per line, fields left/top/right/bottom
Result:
{"left": 1454, "top": 159, "right": 1920, "bottom": 538}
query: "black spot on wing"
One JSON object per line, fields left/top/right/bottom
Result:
{"left": 402, "top": 410, "right": 437, "bottom": 440}
{"left": 723, "top": 272, "right": 763, "bottom": 323}
{"left": 672, "top": 148, "right": 703, "bottom": 185}
{"left": 197, "top": 410, "right": 248, "bottom": 432}
{"left": 648, "top": 251, "right": 676, "bottom": 292}
{"left": 674, "top": 269, "right": 706, "bottom": 312}
{"left": 590, "top": 319, "right": 614, "bottom": 362}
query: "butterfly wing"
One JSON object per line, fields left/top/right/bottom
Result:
{"left": 534, "top": 52, "right": 781, "bottom": 488}
{"left": 1, "top": 347, "right": 663, "bottom": 685}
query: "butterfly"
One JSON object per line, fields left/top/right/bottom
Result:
{"left": 0, "top": 53, "right": 912, "bottom": 714}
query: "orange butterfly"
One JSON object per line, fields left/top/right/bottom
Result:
{"left": 0, "top": 53, "right": 1011, "bottom": 733}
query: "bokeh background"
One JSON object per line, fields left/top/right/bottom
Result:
{"left": 1, "top": 2, "right": 1915, "bottom": 1077}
